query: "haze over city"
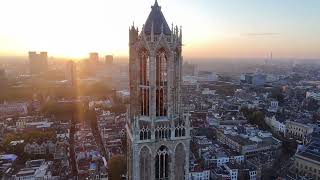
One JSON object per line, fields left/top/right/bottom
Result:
{"left": 0, "top": 0, "right": 319, "bottom": 59}
{"left": 1, "top": 1, "right": 320, "bottom": 180}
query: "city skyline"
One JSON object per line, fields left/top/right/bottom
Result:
{"left": 1, "top": 1, "right": 320, "bottom": 180}
{"left": 0, "top": 0, "right": 319, "bottom": 59}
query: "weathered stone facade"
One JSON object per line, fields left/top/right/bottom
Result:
{"left": 126, "top": 1, "right": 190, "bottom": 180}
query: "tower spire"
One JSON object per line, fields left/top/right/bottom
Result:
{"left": 154, "top": 0, "right": 159, "bottom": 7}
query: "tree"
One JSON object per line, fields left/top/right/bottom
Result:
{"left": 241, "top": 108, "right": 269, "bottom": 130}
{"left": 270, "top": 88, "right": 284, "bottom": 104}
{"left": 108, "top": 155, "right": 126, "bottom": 180}
{"left": 3, "top": 131, "right": 55, "bottom": 146}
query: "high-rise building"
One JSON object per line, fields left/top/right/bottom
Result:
{"left": 127, "top": 1, "right": 190, "bottom": 180}
{"left": 105, "top": 55, "right": 113, "bottom": 65}
{"left": 28, "top": 51, "right": 48, "bottom": 75}
{"left": 65, "top": 61, "right": 77, "bottom": 87}
{"left": 0, "top": 69, "right": 7, "bottom": 88}
{"left": 89, "top": 52, "right": 99, "bottom": 65}
{"left": 183, "top": 62, "right": 197, "bottom": 76}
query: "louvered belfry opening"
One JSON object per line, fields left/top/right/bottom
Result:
{"left": 140, "top": 50, "right": 150, "bottom": 116}
{"left": 156, "top": 48, "right": 167, "bottom": 117}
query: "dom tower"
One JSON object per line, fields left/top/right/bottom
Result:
{"left": 126, "top": 1, "right": 190, "bottom": 180}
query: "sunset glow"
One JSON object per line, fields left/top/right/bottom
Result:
{"left": 0, "top": 0, "right": 319, "bottom": 59}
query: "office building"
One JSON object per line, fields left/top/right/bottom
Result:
{"left": 105, "top": 55, "right": 113, "bottom": 65}
{"left": 89, "top": 52, "right": 99, "bottom": 65}
{"left": 65, "top": 61, "right": 77, "bottom": 87}
{"left": 28, "top": 51, "right": 48, "bottom": 74}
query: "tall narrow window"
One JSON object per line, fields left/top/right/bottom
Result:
{"left": 155, "top": 146, "right": 169, "bottom": 180}
{"left": 173, "top": 50, "right": 180, "bottom": 115}
{"left": 156, "top": 49, "right": 167, "bottom": 117}
{"left": 140, "top": 146, "right": 151, "bottom": 180}
{"left": 140, "top": 51, "right": 150, "bottom": 116}
{"left": 175, "top": 143, "right": 186, "bottom": 180}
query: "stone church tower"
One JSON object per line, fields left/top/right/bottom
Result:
{"left": 126, "top": 1, "right": 190, "bottom": 180}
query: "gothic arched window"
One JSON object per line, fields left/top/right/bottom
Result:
{"left": 173, "top": 49, "right": 181, "bottom": 115}
{"left": 175, "top": 143, "right": 186, "bottom": 180}
{"left": 140, "top": 50, "right": 150, "bottom": 116}
{"left": 156, "top": 48, "right": 167, "bottom": 117}
{"left": 155, "top": 146, "right": 170, "bottom": 180}
{"left": 140, "top": 146, "right": 151, "bottom": 180}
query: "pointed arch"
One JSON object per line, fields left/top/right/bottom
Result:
{"left": 155, "top": 145, "right": 170, "bottom": 180}
{"left": 156, "top": 47, "right": 168, "bottom": 117}
{"left": 140, "top": 146, "right": 152, "bottom": 180}
{"left": 175, "top": 143, "right": 186, "bottom": 180}
{"left": 138, "top": 47, "right": 150, "bottom": 116}
{"left": 155, "top": 38, "right": 172, "bottom": 58}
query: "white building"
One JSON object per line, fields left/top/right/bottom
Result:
{"left": 268, "top": 100, "right": 279, "bottom": 113}
{"left": 264, "top": 116, "right": 286, "bottom": 134}
{"left": 189, "top": 170, "right": 210, "bottom": 180}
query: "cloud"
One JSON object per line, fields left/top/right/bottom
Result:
{"left": 241, "top": 33, "right": 280, "bottom": 37}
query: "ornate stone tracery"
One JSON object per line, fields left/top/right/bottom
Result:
{"left": 127, "top": 1, "right": 190, "bottom": 180}
{"left": 155, "top": 146, "right": 170, "bottom": 180}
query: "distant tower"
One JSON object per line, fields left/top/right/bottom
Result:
{"left": 65, "top": 61, "right": 77, "bottom": 87}
{"left": 105, "top": 55, "right": 113, "bottom": 65}
{"left": 0, "top": 69, "right": 7, "bottom": 89}
{"left": 127, "top": 1, "right": 190, "bottom": 180}
{"left": 0, "top": 69, "right": 5, "bottom": 79}
{"left": 89, "top": 52, "right": 99, "bottom": 65}
{"left": 29, "top": 51, "right": 48, "bottom": 74}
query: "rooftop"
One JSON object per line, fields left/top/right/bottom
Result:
{"left": 143, "top": 0, "right": 171, "bottom": 35}
{"left": 296, "top": 140, "right": 320, "bottom": 164}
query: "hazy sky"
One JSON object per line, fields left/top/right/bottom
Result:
{"left": 0, "top": 0, "right": 319, "bottom": 59}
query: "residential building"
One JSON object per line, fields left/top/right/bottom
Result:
{"left": 0, "top": 102, "right": 28, "bottom": 116}
{"left": 24, "top": 141, "right": 56, "bottom": 155}
{"left": 189, "top": 169, "right": 210, "bottom": 180}
{"left": 14, "top": 160, "right": 53, "bottom": 180}
{"left": 211, "top": 161, "right": 257, "bottom": 180}
{"left": 216, "top": 125, "right": 282, "bottom": 157}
